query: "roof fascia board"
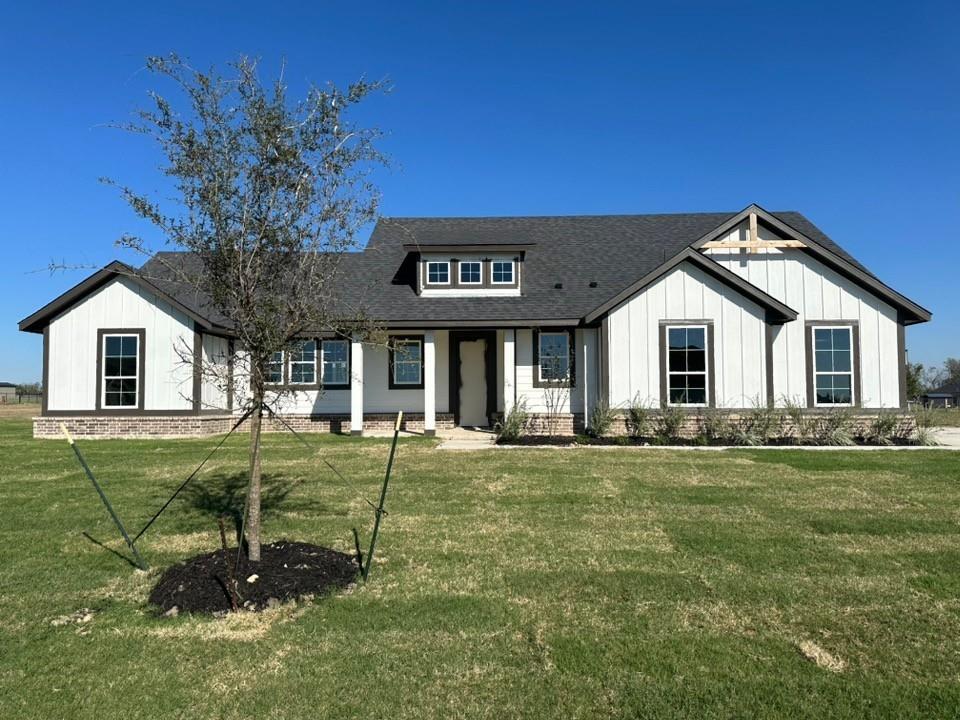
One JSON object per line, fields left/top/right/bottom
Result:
{"left": 693, "top": 204, "right": 931, "bottom": 324}
{"left": 18, "top": 261, "right": 214, "bottom": 333}
{"left": 584, "top": 248, "right": 797, "bottom": 324}
{"left": 401, "top": 243, "right": 535, "bottom": 253}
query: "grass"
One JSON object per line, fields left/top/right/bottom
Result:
{"left": 1, "top": 414, "right": 960, "bottom": 719}
{"left": 925, "top": 407, "right": 960, "bottom": 427}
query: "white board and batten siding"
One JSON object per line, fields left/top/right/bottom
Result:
{"left": 46, "top": 276, "right": 195, "bottom": 412}
{"left": 605, "top": 263, "right": 768, "bottom": 409}
{"left": 705, "top": 221, "right": 901, "bottom": 408}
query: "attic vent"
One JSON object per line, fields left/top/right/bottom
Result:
{"left": 589, "top": 281, "right": 598, "bottom": 288}
{"left": 554, "top": 282, "right": 563, "bottom": 289}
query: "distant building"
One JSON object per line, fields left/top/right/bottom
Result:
{"left": 923, "top": 381, "right": 960, "bottom": 408}
{"left": 0, "top": 383, "right": 16, "bottom": 403}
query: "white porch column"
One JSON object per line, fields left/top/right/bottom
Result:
{"left": 503, "top": 329, "right": 516, "bottom": 416}
{"left": 580, "top": 329, "right": 589, "bottom": 432}
{"left": 350, "top": 334, "right": 364, "bottom": 436}
{"left": 423, "top": 331, "right": 436, "bottom": 436}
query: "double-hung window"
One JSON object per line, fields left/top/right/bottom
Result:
{"left": 813, "top": 327, "right": 854, "bottom": 405}
{"left": 426, "top": 261, "right": 449, "bottom": 284}
{"left": 538, "top": 332, "right": 570, "bottom": 383}
{"left": 666, "top": 326, "right": 708, "bottom": 406}
{"left": 289, "top": 340, "right": 317, "bottom": 385}
{"left": 102, "top": 334, "right": 140, "bottom": 408}
{"left": 391, "top": 338, "right": 423, "bottom": 387}
{"left": 266, "top": 351, "right": 284, "bottom": 385}
{"left": 321, "top": 339, "right": 349, "bottom": 386}
{"left": 492, "top": 260, "right": 514, "bottom": 284}
{"left": 459, "top": 261, "right": 482, "bottom": 284}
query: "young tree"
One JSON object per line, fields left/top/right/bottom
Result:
{"left": 905, "top": 362, "right": 925, "bottom": 400}
{"left": 110, "top": 55, "right": 386, "bottom": 561}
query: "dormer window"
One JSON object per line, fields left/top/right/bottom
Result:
{"left": 426, "top": 261, "right": 450, "bottom": 285}
{"left": 459, "top": 261, "right": 482, "bottom": 284}
{"left": 492, "top": 260, "right": 514, "bottom": 284}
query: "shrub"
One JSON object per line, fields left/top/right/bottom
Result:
{"left": 495, "top": 400, "right": 529, "bottom": 442}
{"left": 813, "top": 408, "right": 855, "bottom": 446}
{"left": 698, "top": 407, "right": 730, "bottom": 444}
{"left": 868, "top": 411, "right": 898, "bottom": 446}
{"left": 656, "top": 403, "right": 686, "bottom": 443}
{"left": 734, "top": 400, "right": 778, "bottom": 446}
{"left": 587, "top": 401, "right": 616, "bottom": 438}
{"left": 625, "top": 395, "right": 652, "bottom": 439}
{"left": 911, "top": 406, "right": 938, "bottom": 446}
{"left": 782, "top": 396, "right": 816, "bottom": 444}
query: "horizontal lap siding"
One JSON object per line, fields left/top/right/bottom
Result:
{"left": 232, "top": 331, "right": 450, "bottom": 415}
{"left": 514, "top": 328, "right": 597, "bottom": 415}
{"left": 606, "top": 263, "right": 766, "bottom": 409}
{"left": 47, "top": 277, "right": 194, "bottom": 412}
{"left": 706, "top": 239, "right": 901, "bottom": 408}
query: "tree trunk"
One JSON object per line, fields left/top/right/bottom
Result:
{"left": 247, "top": 388, "right": 264, "bottom": 563}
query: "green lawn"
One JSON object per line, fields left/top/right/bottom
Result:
{"left": 2, "top": 410, "right": 960, "bottom": 719}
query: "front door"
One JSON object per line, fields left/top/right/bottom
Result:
{"left": 458, "top": 339, "right": 488, "bottom": 426}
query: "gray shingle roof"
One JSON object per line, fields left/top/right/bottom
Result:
{"left": 136, "top": 210, "right": 891, "bottom": 327}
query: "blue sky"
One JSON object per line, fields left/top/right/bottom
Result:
{"left": 1, "top": 1, "right": 957, "bottom": 383}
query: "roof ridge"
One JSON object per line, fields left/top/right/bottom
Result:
{"left": 381, "top": 210, "right": 803, "bottom": 221}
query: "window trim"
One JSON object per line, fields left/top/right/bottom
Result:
{"left": 491, "top": 259, "right": 515, "bottom": 285}
{"left": 389, "top": 335, "right": 425, "bottom": 389}
{"left": 658, "top": 320, "right": 715, "bottom": 408}
{"left": 425, "top": 260, "right": 451, "bottom": 286}
{"left": 265, "top": 350, "right": 285, "bottom": 386}
{"left": 320, "top": 338, "right": 351, "bottom": 389}
{"left": 532, "top": 329, "right": 575, "bottom": 388}
{"left": 663, "top": 324, "right": 710, "bottom": 407}
{"left": 288, "top": 340, "right": 317, "bottom": 387}
{"left": 95, "top": 328, "right": 146, "bottom": 412}
{"left": 807, "top": 322, "right": 859, "bottom": 408}
{"left": 458, "top": 260, "right": 483, "bottom": 285}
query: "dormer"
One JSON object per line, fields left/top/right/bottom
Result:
{"left": 403, "top": 243, "right": 532, "bottom": 297}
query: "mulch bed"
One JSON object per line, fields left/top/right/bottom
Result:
{"left": 149, "top": 540, "right": 358, "bottom": 615}
{"left": 498, "top": 435, "right": 919, "bottom": 447}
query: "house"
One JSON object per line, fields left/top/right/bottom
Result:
{"left": 0, "top": 383, "right": 16, "bottom": 403}
{"left": 18, "top": 204, "right": 931, "bottom": 438}
{"left": 922, "top": 381, "right": 960, "bottom": 408}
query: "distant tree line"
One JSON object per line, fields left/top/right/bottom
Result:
{"left": 906, "top": 358, "right": 960, "bottom": 399}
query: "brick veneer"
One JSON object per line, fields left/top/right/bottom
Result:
{"left": 33, "top": 413, "right": 455, "bottom": 439}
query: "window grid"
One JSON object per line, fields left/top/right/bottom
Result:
{"left": 102, "top": 334, "right": 139, "bottom": 408}
{"left": 813, "top": 327, "right": 854, "bottom": 406}
{"left": 666, "top": 326, "right": 708, "bottom": 406}
{"left": 266, "top": 351, "right": 284, "bottom": 385}
{"left": 459, "top": 261, "right": 482, "bottom": 284}
{"left": 321, "top": 339, "right": 349, "bottom": 386}
{"left": 289, "top": 340, "right": 316, "bottom": 385}
{"left": 492, "top": 260, "right": 514, "bottom": 284}
{"left": 393, "top": 339, "right": 422, "bottom": 385}
{"left": 426, "top": 261, "right": 450, "bottom": 284}
{"left": 538, "top": 332, "right": 570, "bottom": 382}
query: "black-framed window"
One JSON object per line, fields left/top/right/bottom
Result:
{"left": 102, "top": 334, "right": 139, "bottom": 407}
{"left": 289, "top": 340, "right": 316, "bottom": 385}
{"left": 666, "top": 326, "right": 708, "bottom": 406}
{"left": 813, "top": 326, "right": 854, "bottom": 405}
{"left": 538, "top": 331, "right": 570, "bottom": 382}
{"left": 266, "top": 351, "right": 284, "bottom": 385}
{"left": 389, "top": 337, "right": 423, "bottom": 388}
{"left": 321, "top": 339, "right": 349, "bottom": 387}
{"left": 426, "top": 261, "right": 449, "bottom": 284}
{"left": 492, "top": 260, "right": 514, "bottom": 284}
{"left": 459, "top": 261, "right": 482, "bottom": 284}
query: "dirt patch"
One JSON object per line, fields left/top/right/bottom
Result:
{"left": 149, "top": 540, "right": 358, "bottom": 615}
{"left": 797, "top": 639, "right": 847, "bottom": 672}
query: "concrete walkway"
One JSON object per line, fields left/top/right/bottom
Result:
{"left": 436, "top": 426, "right": 497, "bottom": 450}
{"left": 933, "top": 427, "right": 960, "bottom": 448}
